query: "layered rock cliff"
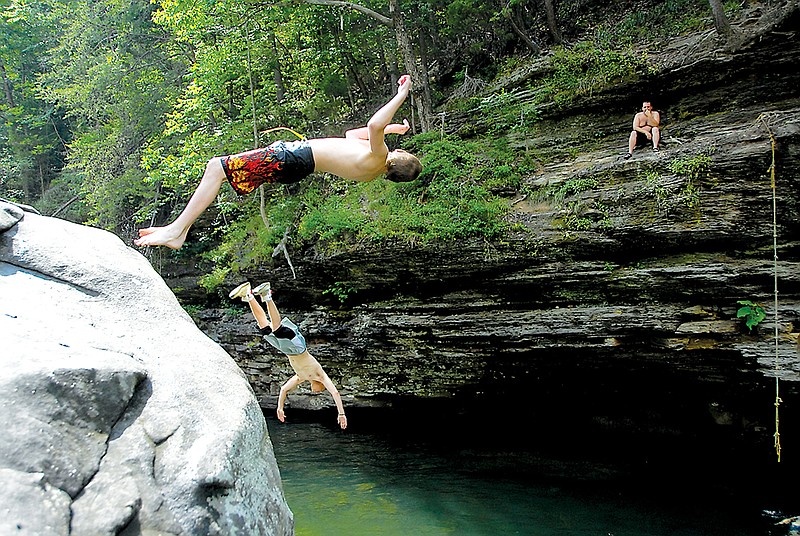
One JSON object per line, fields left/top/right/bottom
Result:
{"left": 0, "top": 201, "right": 292, "bottom": 535}
{"left": 167, "top": 2, "right": 799, "bottom": 454}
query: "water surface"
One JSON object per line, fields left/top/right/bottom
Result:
{"left": 267, "top": 407, "right": 796, "bottom": 536}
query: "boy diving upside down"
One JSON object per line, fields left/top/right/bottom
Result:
{"left": 135, "top": 75, "right": 421, "bottom": 250}
{"left": 231, "top": 281, "right": 348, "bottom": 430}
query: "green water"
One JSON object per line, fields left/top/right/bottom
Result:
{"left": 267, "top": 409, "right": 795, "bottom": 536}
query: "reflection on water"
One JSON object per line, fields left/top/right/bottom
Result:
{"left": 266, "top": 407, "right": 796, "bottom": 536}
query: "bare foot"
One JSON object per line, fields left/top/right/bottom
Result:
{"left": 134, "top": 225, "right": 188, "bottom": 249}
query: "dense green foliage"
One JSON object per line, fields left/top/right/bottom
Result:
{"left": 0, "top": 0, "right": 738, "bottom": 284}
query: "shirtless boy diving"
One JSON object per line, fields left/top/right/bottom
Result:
{"left": 231, "top": 281, "right": 348, "bottom": 430}
{"left": 135, "top": 75, "right": 421, "bottom": 249}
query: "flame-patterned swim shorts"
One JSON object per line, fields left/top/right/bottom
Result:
{"left": 219, "top": 140, "right": 315, "bottom": 195}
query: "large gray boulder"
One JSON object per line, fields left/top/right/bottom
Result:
{"left": 0, "top": 202, "right": 293, "bottom": 535}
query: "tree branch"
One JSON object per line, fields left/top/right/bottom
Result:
{"left": 272, "top": 225, "right": 297, "bottom": 279}
{"left": 297, "top": 0, "right": 392, "bottom": 25}
{"left": 50, "top": 194, "right": 80, "bottom": 218}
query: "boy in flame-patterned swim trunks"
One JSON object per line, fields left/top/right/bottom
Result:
{"left": 220, "top": 140, "right": 316, "bottom": 195}
{"left": 135, "top": 75, "right": 421, "bottom": 250}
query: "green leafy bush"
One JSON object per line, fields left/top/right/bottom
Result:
{"left": 323, "top": 281, "right": 356, "bottom": 304}
{"left": 669, "top": 152, "right": 712, "bottom": 181}
{"left": 535, "top": 41, "right": 649, "bottom": 107}
{"left": 295, "top": 134, "right": 510, "bottom": 251}
{"left": 736, "top": 300, "right": 767, "bottom": 330}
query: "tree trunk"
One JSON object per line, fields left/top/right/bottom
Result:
{"left": 39, "top": 159, "right": 46, "bottom": 197}
{"left": 389, "top": 0, "right": 433, "bottom": 130}
{"left": 505, "top": 6, "right": 541, "bottom": 54}
{"left": 543, "top": 0, "right": 562, "bottom": 44}
{"left": 333, "top": 27, "right": 369, "bottom": 96}
{"left": 0, "top": 59, "right": 16, "bottom": 108}
{"left": 244, "top": 20, "right": 259, "bottom": 149}
{"left": 708, "top": 0, "right": 732, "bottom": 38}
{"left": 417, "top": 28, "right": 435, "bottom": 127}
{"left": 300, "top": 0, "right": 434, "bottom": 131}
{"left": 271, "top": 35, "right": 286, "bottom": 103}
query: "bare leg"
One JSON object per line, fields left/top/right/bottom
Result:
{"left": 261, "top": 293, "right": 282, "bottom": 332}
{"left": 627, "top": 131, "right": 637, "bottom": 155}
{"left": 652, "top": 127, "right": 661, "bottom": 149}
{"left": 135, "top": 158, "right": 227, "bottom": 249}
{"left": 246, "top": 294, "right": 273, "bottom": 329}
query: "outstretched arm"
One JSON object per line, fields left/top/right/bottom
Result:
{"left": 320, "top": 374, "right": 347, "bottom": 430}
{"left": 345, "top": 119, "right": 410, "bottom": 140}
{"left": 277, "top": 375, "right": 302, "bottom": 423}
{"left": 365, "top": 75, "right": 413, "bottom": 155}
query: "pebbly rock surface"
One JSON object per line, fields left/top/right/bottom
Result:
{"left": 0, "top": 201, "right": 293, "bottom": 536}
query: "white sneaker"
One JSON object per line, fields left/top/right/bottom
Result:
{"left": 228, "top": 282, "right": 251, "bottom": 301}
{"left": 252, "top": 282, "right": 272, "bottom": 300}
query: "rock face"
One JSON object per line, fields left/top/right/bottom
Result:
{"left": 178, "top": 3, "right": 800, "bottom": 449}
{"left": 0, "top": 201, "right": 292, "bottom": 535}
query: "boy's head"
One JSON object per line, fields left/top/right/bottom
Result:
{"left": 386, "top": 149, "right": 422, "bottom": 183}
{"left": 310, "top": 380, "right": 326, "bottom": 393}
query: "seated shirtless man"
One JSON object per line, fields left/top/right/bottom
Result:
{"left": 230, "top": 281, "right": 347, "bottom": 430}
{"left": 135, "top": 75, "right": 421, "bottom": 249}
{"left": 624, "top": 100, "right": 661, "bottom": 159}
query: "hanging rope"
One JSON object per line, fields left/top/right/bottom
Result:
{"left": 243, "top": 20, "right": 273, "bottom": 235}
{"left": 243, "top": 21, "right": 301, "bottom": 279}
{"left": 261, "top": 126, "right": 307, "bottom": 140}
{"left": 758, "top": 113, "right": 781, "bottom": 462}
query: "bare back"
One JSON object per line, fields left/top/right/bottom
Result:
{"left": 308, "top": 137, "right": 388, "bottom": 182}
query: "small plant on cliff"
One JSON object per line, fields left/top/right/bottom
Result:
{"left": 736, "top": 300, "right": 766, "bottom": 331}
{"left": 551, "top": 176, "right": 599, "bottom": 204}
{"left": 323, "top": 282, "right": 356, "bottom": 304}
{"left": 641, "top": 168, "right": 671, "bottom": 211}
{"left": 182, "top": 304, "right": 202, "bottom": 322}
{"left": 199, "top": 265, "right": 230, "bottom": 293}
{"left": 669, "top": 152, "right": 712, "bottom": 181}
{"left": 669, "top": 151, "right": 713, "bottom": 209}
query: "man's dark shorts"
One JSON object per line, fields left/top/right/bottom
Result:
{"left": 220, "top": 140, "right": 315, "bottom": 195}
{"left": 634, "top": 131, "right": 652, "bottom": 148}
